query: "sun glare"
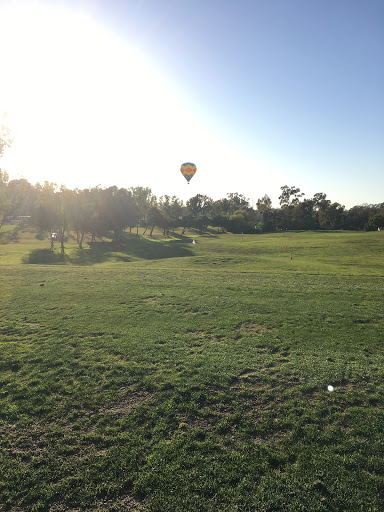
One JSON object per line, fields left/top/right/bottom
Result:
{"left": 0, "top": 2, "right": 273, "bottom": 204}
{"left": 0, "top": 2, "right": 205, "bottom": 191}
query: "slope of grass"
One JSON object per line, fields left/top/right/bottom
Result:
{"left": 0, "top": 227, "right": 383, "bottom": 511}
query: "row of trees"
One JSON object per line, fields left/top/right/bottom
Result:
{"left": 1, "top": 172, "right": 383, "bottom": 253}
{"left": 258, "top": 187, "right": 384, "bottom": 232}
{"left": 0, "top": 174, "right": 258, "bottom": 251}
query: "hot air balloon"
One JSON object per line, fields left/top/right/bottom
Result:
{"left": 180, "top": 162, "right": 196, "bottom": 184}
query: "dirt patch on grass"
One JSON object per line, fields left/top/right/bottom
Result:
{"left": 235, "top": 323, "right": 275, "bottom": 335}
{"left": 22, "top": 322, "right": 40, "bottom": 328}
{"left": 89, "top": 495, "right": 148, "bottom": 511}
{"left": 190, "top": 330, "right": 205, "bottom": 339}
{"left": 102, "top": 388, "right": 154, "bottom": 415}
{"left": 1, "top": 388, "right": 154, "bottom": 460}
{"left": 190, "top": 331, "right": 225, "bottom": 343}
{"left": 238, "top": 369, "right": 260, "bottom": 379}
{"left": 143, "top": 296, "right": 160, "bottom": 306}
{"left": 49, "top": 495, "right": 148, "bottom": 511}
{"left": 183, "top": 307, "right": 199, "bottom": 314}
{"left": 210, "top": 336, "right": 225, "bottom": 343}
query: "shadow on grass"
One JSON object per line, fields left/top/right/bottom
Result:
{"left": 125, "top": 236, "right": 193, "bottom": 259}
{"left": 0, "top": 227, "right": 21, "bottom": 244}
{"left": 22, "top": 249, "right": 67, "bottom": 265}
{"left": 23, "top": 237, "right": 194, "bottom": 265}
{"left": 0, "top": 231, "right": 9, "bottom": 244}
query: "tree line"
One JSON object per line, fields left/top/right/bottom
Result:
{"left": 1, "top": 172, "right": 383, "bottom": 252}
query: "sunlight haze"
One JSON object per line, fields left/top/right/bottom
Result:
{"left": 0, "top": 0, "right": 383, "bottom": 208}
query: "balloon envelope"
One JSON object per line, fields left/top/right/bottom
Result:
{"left": 180, "top": 162, "right": 197, "bottom": 183}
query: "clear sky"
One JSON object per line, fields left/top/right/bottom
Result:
{"left": 0, "top": 0, "right": 383, "bottom": 208}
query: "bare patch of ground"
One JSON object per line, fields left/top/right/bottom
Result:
{"left": 49, "top": 494, "right": 148, "bottom": 511}
{"left": 189, "top": 331, "right": 226, "bottom": 343}
{"left": 89, "top": 495, "right": 148, "bottom": 511}
{"left": 143, "top": 296, "right": 160, "bottom": 306}
{"left": 235, "top": 323, "right": 275, "bottom": 335}
{"left": 102, "top": 387, "right": 154, "bottom": 415}
{"left": 238, "top": 369, "right": 259, "bottom": 379}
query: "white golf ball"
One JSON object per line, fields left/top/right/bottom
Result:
{"left": 327, "top": 385, "right": 334, "bottom": 392}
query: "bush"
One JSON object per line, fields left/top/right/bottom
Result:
{"left": 35, "top": 230, "right": 46, "bottom": 240}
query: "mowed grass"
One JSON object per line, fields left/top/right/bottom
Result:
{"left": 0, "top": 227, "right": 383, "bottom": 511}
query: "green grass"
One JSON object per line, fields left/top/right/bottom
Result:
{"left": 0, "top": 227, "right": 383, "bottom": 511}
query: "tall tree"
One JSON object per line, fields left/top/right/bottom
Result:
{"left": 0, "top": 170, "right": 10, "bottom": 228}
{"left": 0, "top": 123, "right": 15, "bottom": 227}
{"left": 344, "top": 204, "right": 382, "bottom": 231}
{"left": 56, "top": 187, "right": 70, "bottom": 255}
{"left": 256, "top": 194, "right": 275, "bottom": 231}
{"left": 210, "top": 199, "right": 231, "bottom": 232}
{"left": 146, "top": 205, "right": 164, "bottom": 237}
{"left": 279, "top": 185, "right": 304, "bottom": 208}
{"left": 318, "top": 202, "right": 345, "bottom": 229}
{"left": 0, "top": 118, "right": 12, "bottom": 158}
{"left": 33, "top": 182, "right": 60, "bottom": 250}
{"left": 0, "top": 173, "right": 31, "bottom": 228}
{"left": 100, "top": 187, "right": 140, "bottom": 241}
{"left": 292, "top": 199, "right": 316, "bottom": 230}
{"left": 158, "top": 195, "right": 184, "bottom": 237}
{"left": 128, "top": 186, "right": 156, "bottom": 235}
{"left": 229, "top": 209, "right": 257, "bottom": 233}
{"left": 186, "top": 194, "right": 213, "bottom": 233}
{"left": 368, "top": 209, "right": 384, "bottom": 230}
{"left": 226, "top": 192, "right": 250, "bottom": 214}
{"left": 67, "top": 189, "right": 95, "bottom": 249}
{"left": 277, "top": 186, "right": 305, "bottom": 230}
{"left": 312, "top": 192, "right": 330, "bottom": 209}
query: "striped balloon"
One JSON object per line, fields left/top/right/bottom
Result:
{"left": 180, "top": 162, "right": 197, "bottom": 184}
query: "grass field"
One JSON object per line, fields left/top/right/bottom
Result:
{"left": 0, "top": 226, "right": 383, "bottom": 511}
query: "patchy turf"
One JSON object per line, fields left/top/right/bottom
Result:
{"left": 0, "top": 228, "right": 383, "bottom": 511}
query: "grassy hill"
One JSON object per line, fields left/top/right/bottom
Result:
{"left": 0, "top": 227, "right": 383, "bottom": 511}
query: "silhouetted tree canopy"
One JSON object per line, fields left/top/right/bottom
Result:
{"left": 1, "top": 175, "right": 383, "bottom": 252}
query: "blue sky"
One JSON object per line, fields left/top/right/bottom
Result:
{"left": 0, "top": 0, "right": 383, "bottom": 208}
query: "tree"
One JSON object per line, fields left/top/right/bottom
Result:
{"left": 128, "top": 186, "right": 156, "bottom": 235}
{"left": 0, "top": 118, "right": 12, "bottom": 158}
{"left": 311, "top": 193, "right": 331, "bottom": 229}
{"left": 33, "top": 182, "right": 60, "bottom": 250}
{"left": 277, "top": 186, "right": 306, "bottom": 230}
{"left": 318, "top": 202, "right": 345, "bottom": 229}
{"left": 344, "top": 204, "right": 382, "bottom": 231}
{"left": 279, "top": 185, "right": 304, "bottom": 208}
{"left": 368, "top": 212, "right": 384, "bottom": 230}
{"left": 0, "top": 172, "right": 31, "bottom": 228}
{"left": 99, "top": 187, "right": 140, "bottom": 241}
{"left": 292, "top": 199, "right": 316, "bottom": 230}
{"left": 257, "top": 194, "right": 272, "bottom": 212}
{"left": 210, "top": 199, "right": 231, "bottom": 232}
{"left": 56, "top": 187, "right": 70, "bottom": 255}
{"left": 157, "top": 196, "right": 184, "bottom": 237}
{"left": 228, "top": 209, "right": 257, "bottom": 233}
{"left": 32, "top": 183, "right": 72, "bottom": 254}
{"left": 226, "top": 193, "right": 250, "bottom": 214}
{"left": 0, "top": 170, "right": 11, "bottom": 228}
{"left": 67, "top": 189, "right": 95, "bottom": 248}
{"left": 146, "top": 205, "right": 164, "bottom": 237}
{"left": 186, "top": 194, "right": 213, "bottom": 233}
{"left": 180, "top": 211, "right": 194, "bottom": 235}
{"left": 256, "top": 195, "right": 274, "bottom": 231}
{"left": 312, "top": 192, "right": 330, "bottom": 210}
